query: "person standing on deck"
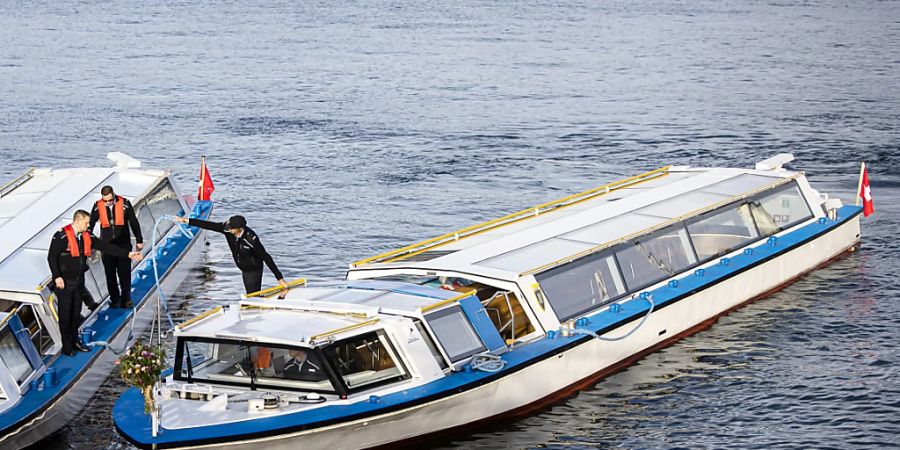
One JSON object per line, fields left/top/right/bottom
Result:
{"left": 174, "top": 215, "right": 288, "bottom": 294}
{"left": 89, "top": 185, "right": 144, "bottom": 308}
{"left": 48, "top": 210, "right": 143, "bottom": 356}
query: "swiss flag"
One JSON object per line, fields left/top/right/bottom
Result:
{"left": 198, "top": 158, "right": 215, "bottom": 201}
{"left": 858, "top": 164, "right": 874, "bottom": 217}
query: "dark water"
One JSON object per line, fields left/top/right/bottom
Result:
{"left": 2, "top": 1, "right": 898, "bottom": 448}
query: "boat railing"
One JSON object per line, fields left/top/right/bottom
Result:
{"left": 0, "top": 168, "right": 35, "bottom": 199}
{"left": 351, "top": 165, "right": 672, "bottom": 267}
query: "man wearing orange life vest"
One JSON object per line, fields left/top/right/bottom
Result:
{"left": 48, "top": 210, "right": 143, "bottom": 356}
{"left": 89, "top": 185, "right": 144, "bottom": 308}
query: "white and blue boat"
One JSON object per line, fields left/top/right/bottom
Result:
{"left": 0, "top": 153, "right": 213, "bottom": 449}
{"left": 113, "top": 155, "right": 863, "bottom": 450}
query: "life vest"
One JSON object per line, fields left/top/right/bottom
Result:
{"left": 96, "top": 196, "right": 125, "bottom": 228}
{"left": 255, "top": 347, "right": 272, "bottom": 370}
{"left": 63, "top": 224, "right": 91, "bottom": 257}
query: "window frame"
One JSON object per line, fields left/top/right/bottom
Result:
{"left": 424, "top": 305, "right": 487, "bottom": 363}
{"left": 321, "top": 329, "right": 411, "bottom": 394}
{"left": 173, "top": 336, "right": 344, "bottom": 395}
{"left": 534, "top": 248, "right": 627, "bottom": 321}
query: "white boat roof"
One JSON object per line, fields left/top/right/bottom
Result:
{"left": 349, "top": 164, "right": 801, "bottom": 281}
{"left": 0, "top": 156, "right": 170, "bottom": 294}
{"left": 177, "top": 282, "right": 460, "bottom": 346}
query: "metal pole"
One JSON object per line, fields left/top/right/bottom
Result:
{"left": 855, "top": 162, "right": 865, "bottom": 206}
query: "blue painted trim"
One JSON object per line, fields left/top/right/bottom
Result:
{"left": 114, "top": 206, "right": 862, "bottom": 449}
{"left": 0, "top": 200, "right": 214, "bottom": 433}
{"left": 458, "top": 295, "right": 506, "bottom": 353}
{"left": 8, "top": 315, "right": 42, "bottom": 371}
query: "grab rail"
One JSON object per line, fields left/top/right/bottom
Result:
{"left": 0, "top": 168, "right": 35, "bottom": 198}
{"left": 351, "top": 165, "right": 671, "bottom": 267}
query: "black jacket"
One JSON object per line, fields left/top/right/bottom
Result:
{"left": 188, "top": 218, "right": 283, "bottom": 279}
{"left": 48, "top": 230, "right": 131, "bottom": 282}
{"left": 89, "top": 197, "right": 143, "bottom": 246}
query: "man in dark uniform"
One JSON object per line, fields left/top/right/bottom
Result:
{"left": 89, "top": 185, "right": 144, "bottom": 308}
{"left": 175, "top": 215, "right": 288, "bottom": 294}
{"left": 48, "top": 210, "right": 143, "bottom": 356}
{"left": 281, "top": 349, "right": 326, "bottom": 382}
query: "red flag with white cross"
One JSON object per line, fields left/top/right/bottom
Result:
{"left": 858, "top": 163, "right": 874, "bottom": 217}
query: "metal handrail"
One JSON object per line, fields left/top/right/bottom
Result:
{"left": 0, "top": 168, "right": 35, "bottom": 198}
{"left": 351, "top": 166, "right": 671, "bottom": 267}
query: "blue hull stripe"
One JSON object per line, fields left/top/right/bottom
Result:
{"left": 115, "top": 205, "right": 862, "bottom": 449}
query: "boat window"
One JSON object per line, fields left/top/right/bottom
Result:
{"left": 146, "top": 181, "right": 182, "bottom": 238}
{"left": 0, "top": 325, "right": 32, "bottom": 385}
{"left": 614, "top": 223, "right": 697, "bottom": 292}
{"left": 322, "top": 330, "right": 408, "bottom": 392}
{"left": 414, "top": 319, "right": 449, "bottom": 370}
{"left": 425, "top": 306, "right": 486, "bottom": 363}
{"left": 748, "top": 183, "right": 813, "bottom": 236}
{"left": 535, "top": 249, "right": 626, "bottom": 321}
{"left": 175, "top": 339, "right": 337, "bottom": 394}
{"left": 15, "top": 305, "right": 53, "bottom": 355}
{"left": 687, "top": 203, "right": 760, "bottom": 261}
{"left": 133, "top": 200, "right": 157, "bottom": 258}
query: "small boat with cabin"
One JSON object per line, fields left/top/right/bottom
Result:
{"left": 0, "top": 153, "right": 213, "bottom": 449}
{"left": 113, "top": 154, "right": 863, "bottom": 450}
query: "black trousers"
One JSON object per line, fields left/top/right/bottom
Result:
{"left": 102, "top": 245, "right": 132, "bottom": 305}
{"left": 57, "top": 280, "right": 84, "bottom": 352}
{"left": 241, "top": 268, "right": 263, "bottom": 294}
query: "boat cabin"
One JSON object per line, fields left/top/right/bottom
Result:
{"left": 346, "top": 156, "right": 834, "bottom": 343}
{"left": 0, "top": 153, "right": 191, "bottom": 409}
{"left": 168, "top": 280, "right": 508, "bottom": 411}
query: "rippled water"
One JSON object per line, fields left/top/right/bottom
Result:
{"left": 1, "top": 0, "right": 898, "bottom": 448}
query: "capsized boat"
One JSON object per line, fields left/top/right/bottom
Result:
{"left": 114, "top": 154, "right": 863, "bottom": 449}
{"left": 0, "top": 153, "right": 213, "bottom": 449}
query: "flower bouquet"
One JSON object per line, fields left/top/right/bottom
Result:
{"left": 119, "top": 341, "right": 167, "bottom": 414}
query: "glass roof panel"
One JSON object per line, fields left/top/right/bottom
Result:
{"left": 476, "top": 237, "right": 596, "bottom": 272}
{"left": 636, "top": 191, "right": 731, "bottom": 219}
{"left": 561, "top": 213, "right": 668, "bottom": 245}
{"left": 700, "top": 174, "right": 780, "bottom": 196}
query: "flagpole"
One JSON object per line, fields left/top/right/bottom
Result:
{"left": 199, "top": 155, "right": 206, "bottom": 200}
{"left": 855, "top": 161, "right": 865, "bottom": 206}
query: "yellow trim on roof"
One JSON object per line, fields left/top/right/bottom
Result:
{"left": 176, "top": 306, "right": 223, "bottom": 331}
{"left": 243, "top": 278, "right": 307, "bottom": 299}
{"left": 309, "top": 318, "right": 380, "bottom": 342}
{"left": 351, "top": 166, "right": 671, "bottom": 267}
{"left": 421, "top": 291, "right": 476, "bottom": 313}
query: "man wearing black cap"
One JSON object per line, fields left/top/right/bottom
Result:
{"left": 175, "top": 215, "right": 288, "bottom": 294}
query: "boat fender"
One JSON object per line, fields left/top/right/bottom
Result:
{"left": 546, "top": 330, "right": 558, "bottom": 340}
{"left": 720, "top": 258, "right": 730, "bottom": 266}
{"left": 767, "top": 236, "right": 778, "bottom": 246}
{"left": 694, "top": 269, "right": 705, "bottom": 277}
{"left": 668, "top": 280, "right": 679, "bottom": 288}
{"left": 743, "top": 248, "right": 753, "bottom": 256}
{"left": 369, "top": 395, "right": 380, "bottom": 404}
{"left": 609, "top": 303, "right": 621, "bottom": 314}
{"left": 818, "top": 217, "right": 828, "bottom": 224}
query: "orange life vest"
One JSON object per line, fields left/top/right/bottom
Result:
{"left": 63, "top": 224, "right": 91, "bottom": 257}
{"left": 96, "top": 196, "right": 125, "bottom": 228}
{"left": 255, "top": 347, "right": 272, "bottom": 370}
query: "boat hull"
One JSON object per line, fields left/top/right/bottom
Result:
{"left": 1, "top": 230, "right": 207, "bottom": 450}
{"left": 132, "top": 213, "right": 860, "bottom": 450}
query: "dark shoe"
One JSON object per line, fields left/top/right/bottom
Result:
{"left": 63, "top": 349, "right": 76, "bottom": 357}
{"left": 75, "top": 342, "right": 91, "bottom": 352}
{"left": 122, "top": 300, "right": 134, "bottom": 308}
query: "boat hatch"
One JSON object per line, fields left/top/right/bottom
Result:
{"left": 424, "top": 295, "right": 506, "bottom": 369}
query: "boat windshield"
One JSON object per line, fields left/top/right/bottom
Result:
{"left": 321, "top": 330, "right": 408, "bottom": 393}
{"left": 175, "top": 338, "right": 337, "bottom": 394}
